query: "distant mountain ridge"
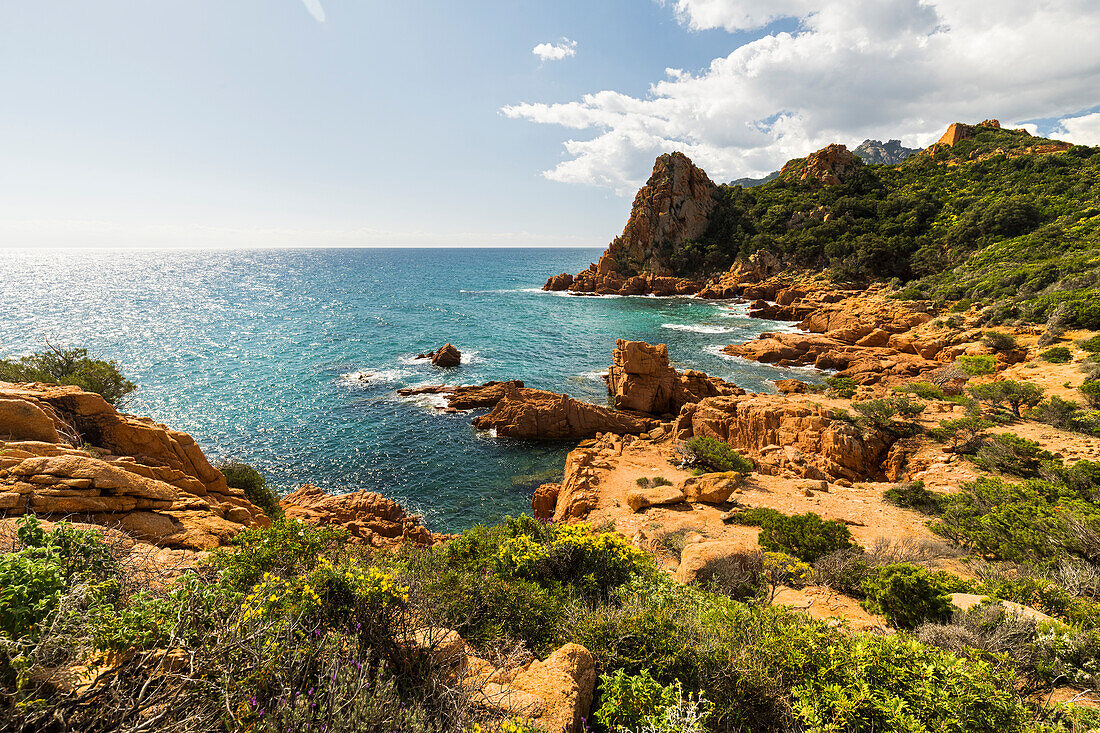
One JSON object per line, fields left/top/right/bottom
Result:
{"left": 851, "top": 138, "right": 920, "bottom": 165}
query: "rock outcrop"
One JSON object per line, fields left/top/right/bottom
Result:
{"left": 544, "top": 152, "right": 717, "bottom": 294}
{"left": 416, "top": 344, "right": 462, "bottom": 368}
{"left": 280, "top": 484, "right": 449, "bottom": 549}
{"left": 936, "top": 119, "right": 1003, "bottom": 147}
{"left": 608, "top": 340, "right": 743, "bottom": 416}
{"left": 0, "top": 382, "right": 269, "bottom": 550}
{"left": 471, "top": 384, "right": 658, "bottom": 441}
{"left": 852, "top": 139, "right": 919, "bottom": 165}
{"left": 780, "top": 144, "right": 862, "bottom": 185}
{"left": 675, "top": 394, "right": 896, "bottom": 481}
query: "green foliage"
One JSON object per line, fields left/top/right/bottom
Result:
{"left": 208, "top": 517, "right": 349, "bottom": 593}
{"left": 969, "top": 379, "right": 1046, "bottom": 416}
{"left": 1042, "top": 346, "right": 1073, "bottom": 363}
{"left": 1080, "top": 379, "right": 1100, "bottom": 408}
{"left": 756, "top": 511, "right": 859, "bottom": 563}
{"left": 824, "top": 376, "right": 857, "bottom": 398}
{"left": 636, "top": 476, "right": 673, "bottom": 489}
{"left": 87, "top": 590, "right": 174, "bottom": 652}
{"left": 0, "top": 342, "right": 135, "bottom": 405}
{"left": 971, "top": 432, "right": 1057, "bottom": 478}
{"left": 681, "top": 436, "right": 754, "bottom": 474}
{"left": 217, "top": 460, "right": 283, "bottom": 519}
{"left": 594, "top": 668, "right": 681, "bottom": 732}
{"left": 0, "top": 515, "right": 119, "bottom": 641}
{"left": 982, "top": 331, "right": 1020, "bottom": 353}
{"left": 928, "top": 415, "right": 993, "bottom": 452}
{"left": 883, "top": 480, "right": 946, "bottom": 515}
{"left": 1079, "top": 335, "right": 1100, "bottom": 353}
{"left": 897, "top": 381, "right": 946, "bottom": 400}
{"left": 1028, "top": 395, "right": 1100, "bottom": 435}
{"left": 860, "top": 563, "right": 954, "bottom": 629}
{"left": 956, "top": 354, "right": 997, "bottom": 376}
{"left": 851, "top": 395, "right": 925, "bottom": 435}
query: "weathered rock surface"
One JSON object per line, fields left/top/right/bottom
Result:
{"left": 625, "top": 484, "right": 686, "bottom": 512}
{"left": 608, "top": 340, "right": 743, "bottom": 416}
{"left": 471, "top": 383, "right": 659, "bottom": 441}
{"left": 679, "top": 471, "right": 742, "bottom": 504}
{"left": 675, "top": 394, "right": 895, "bottom": 481}
{"left": 0, "top": 382, "right": 269, "bottom": 550}
{"left": 416, "top": 343, "right": 462, "bottom": 368}
{"left": 936, "top": 118, "right": 1003, "bottom": 147}
{"left": 780, "top": 144, "right": 862, "bottom": 186}
{"left": 544, "top": 152, "right": 717, "bottom": 294}
{"left": 280, "top": 484, "right": 449, "bottom": 549}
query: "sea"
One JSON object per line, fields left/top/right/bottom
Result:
{"left": 0, "top": 247, "right": 817, "bottom": 532}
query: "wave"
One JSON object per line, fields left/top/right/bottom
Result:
{"left": 338, "top": 368, "right": 411, "bottom": 385}
{"left": 459, "top": 288, "right": 521, "bottom": 294}
{"left": 662, "top": 323, "right": 740, "bottom": 334}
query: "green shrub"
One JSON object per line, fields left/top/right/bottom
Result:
{"left": 87, "top": 590, "right": 174, "bottom": 652}
{"left": 1041, "top": 346, "right": 1073, "bottom": 363}
{"left": 0, "top": 549, "right": 64, "bottom": 640}
{"left": 971, "top": 432, "right": 1057, "bottom": 478}
{"left": 968, "top": 380, "right": 1045, "bottom": 416}
{"left": 928, "top": 415, "right": 993, "bottom": 452}
{"left": 652, "top": 476, "right": 673, "bottom": 487}
{"left": 681, "top": 436, "right": 753, "bottom": 474}
{"left": 1027, "top": 395, "right": 1100, "bottom": 434}
{"left": 851, "top": 396, "right": 925, "bottom": 435}
{"left": 860, "top": 563, "right": 954, "bottom": 629}
{"left": 824, "top": 376, "right": 857, "bottom": 398}
{"left": 1080, "top": 380, "right": 1100, "bottom": 408}
{"left": 982, "top": 331, "right": 1020, "bottom": 353}
{"left": 594, "top": 668, "right": 681, "bottom": 732}
{"left": 1079, "top": 335, "right": 1100, "bottom": 353}
{"left": 883, "top": 480, "right": 946, "bottom": 515}
{"left": 0, "top": 342, "right": 135, "bottom": 405}
{"left": 726, "top": 507, "right": 784, "bottom": 526}
{"left": 208, "top": 518, "right": 349, "bottom": 593}
{"left": 897, "top": 381, "right": 946, "bottom": 400}
{"left": 757, "top": 511, "right": 859, "bottom": 563}
{"left": 956, "top": 354, "right": 997, "bottom": 376}
{"left": 218, "top": 460, "right": 283, "bottom": 519}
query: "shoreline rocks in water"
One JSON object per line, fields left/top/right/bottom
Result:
{"left": 415, "top": 343, "right": 462, "bottom": 367}
{"left": 608, "top": 339, "right": 743, "bottom": 416}
{"left": 472, "top": 384, "right": 659, "bottom": 441}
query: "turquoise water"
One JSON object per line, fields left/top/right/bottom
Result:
{"left": 0, "top": 248, "right": 814, "bottom": 531}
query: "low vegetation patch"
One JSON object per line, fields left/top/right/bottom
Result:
{"left": 681, "top": 437, "right": 753, "bottom": 474}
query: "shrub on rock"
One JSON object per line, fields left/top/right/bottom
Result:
{"left": 681, "top": 436, "right": 753, "bottom": 474}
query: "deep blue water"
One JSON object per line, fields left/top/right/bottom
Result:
{"left": 0, "top": 248, "right": 815, "bottom": 531}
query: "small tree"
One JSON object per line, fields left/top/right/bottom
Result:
{"left": 861, "top": 563, "right": 953, "bottom": 629}
{"left": 0, "top": 340, "right": 136, "bottom": 405}
{"left": 968, "top": 380, "right": 1045, "bottom": 417}
{"left": 851, "top": 396, "right": 925, "bottom": 436}
{"left": 218, "top": 461, "right": 283, "bottom": 519}
{"left": 929, "top": 416, "right": 992, "bottom": 453}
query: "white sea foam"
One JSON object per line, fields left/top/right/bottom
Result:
{"left": 662, "top": 323, "right": 740, "bottom": 334}
{"left": 339, "top": 368, "right": 410, "bottom": 385}
{"left": 703, "top": 345, "right": 826, "bottom": 373}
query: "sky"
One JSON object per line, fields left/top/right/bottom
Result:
{"left": 1, "top": 0, "right": 1098, "bottom": 249}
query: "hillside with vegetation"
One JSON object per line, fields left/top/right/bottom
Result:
{"left": 666, "top": 123, "right": 1099, "bottom": 328}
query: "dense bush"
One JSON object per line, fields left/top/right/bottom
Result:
{"left": 982, "top": 331, "right": 1020, "bottom": 353}
{"left": 851, "top": 396, "right": 925, "bottom": 435}
{"left": 0, "top": 342, "right": 136, "bottom": 405}
{"left": 681, "top": 437, "right": 754, "bottom": 474}
{"left": 824, "top": 376, "right": 857, "bottom": 398}
{"left": 956, "top": 354, "right": 997, "bottom": 376}
{"left": 756, "top": 511, "right": 859, "bottom": 563}
{"left": 1028, "top": 395, "right": 1100, "bottom": 435}
{"left": 1080, "top": 380, "right": 1100, "bottom": 409}
{"left": 217, "top": 460, "right": 283, "bottom": 519}
{"left": 969, "top": 380, "right": 1046, "bottom": 416}
{"left": 1041, "top": 346, "right": 1073, "bottom": 363}
{"left": 928, "top": 415, "right": 993, "bottom": 452}
{"left": 860, "top": 563, "right": 954, "bottom": 629}
{"left": 970, "top": 432, "right": 1057, "bottom": 478}
{"left": 883, "top": 480, "right": 946, "bottom": 515}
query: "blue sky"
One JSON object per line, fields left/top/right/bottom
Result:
{"left": 1, "top": 0, "right": 1098, "bottom": 248}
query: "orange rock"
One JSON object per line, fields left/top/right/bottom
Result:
{"left": 608, "top": 340, "right": 743, "bottom": 415}
{"left": 675, "top": 394, "right": 896, "bottom": 481}
{"left": 780, "top": 144, "right": 862, "bottom": 185}
{"left": 471, "top": 384, "right": 658, "bottom": 441}
{"left": 280, "top": 484, "right": 449, "bottom": 549}
{"left": 0, "top": 382, "right": 269, "bottom": 550}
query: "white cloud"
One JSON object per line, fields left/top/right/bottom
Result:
{"left": 533, "top": 39, "right": 578, "bottom": 62}
{"left": 299, "top": 0, "right": 325, "bottom": 23}
{"left": 1053, "top": 112, "right": 1100, "bottom": 146}
{"left": 505, "top": 0, "right": 1100, "bottom": 191}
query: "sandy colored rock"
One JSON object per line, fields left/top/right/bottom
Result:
{"left": 677, "top": 540, "right": 746, "bottom": 584}
{"left": 608, "top": 340, "right": 742, "bottom": 416}
{"left": 506, "top": 643, "right": 595, "bottom": 733}
{"left": 532, "top": 483, "right": 561, "bottom": 521}
{"left": 281, "top": 484, "right": 449, "bottom": 549}
{"left": 780, "top": 144, "right": 862, "bottom": 186}
{"left": 626, "top": 485, "right": 686, "bottom": 512}
{"left": 0, "top": 382, "right": 269, "bottom": 550}
{"left": 472, "top": 384, "right": 658, "bottom": 441}
{"left": 676, "top": 394, "right": 895, "bottom": 481}
{"left": 0, "top": 397, "right": 61, "bottom": 443}
{"left": 950, "top": 593, "right": 1055, "bottom": 624}
{"left": 679, "top": 471, "right": 742, "bottom": 504}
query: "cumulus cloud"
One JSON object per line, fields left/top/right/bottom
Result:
{"left": 1053, "top": 112, "right": 1100, "bottom": 146}
{"left": 533, "top": 39, "right": 578, "bottom": 62}
{"left": 299, "top": 0, "right": 325, "bottom": 23}
{"left": 505, "top": 0, "right": 1100, "bottom": 191}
